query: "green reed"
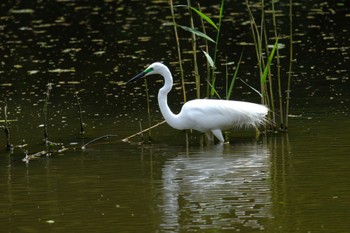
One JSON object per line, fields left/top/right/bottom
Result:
{"left": 197, "top": 3, "right": 211, "bottom": 96}
{"left": 168, "top": 0, "right": 223, "bottom": 100}
{"left": 245, "top": 0, "right": 294, "bottom": 130}
{"left": 186, "top": 0, "right": 200, "bottom": 99}
{"left": 209, "top": 0, "right": 225, "bottom": 97}
{"left": 169, "top": 0, "right": 186, "bottom": 102}
{"left": 285, "top": 0, "right": 293, "bottom": 130}
{"left": 167, "top": 0, "right": 293, "bottom": 130}
{"left": 271, "top": 0, "right": 284, "bottom": 130}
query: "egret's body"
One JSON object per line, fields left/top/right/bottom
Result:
{"left": 128, "top": 62, "right": 268, "bottom": 143}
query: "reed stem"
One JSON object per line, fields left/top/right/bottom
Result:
{"left": 187, "top": 0, "right": 200, "bottom": 98}
{"left": 285, "top": 0, "right": 293, "bottom": 130}
{"left": 197, "top": 3, "right": 211, "bottom": 97}
{"left": 209, "top": 0, "right": 225, "bottom": 97}
{"left": 169, "top": 0, "right": 186, "bottom": 102}
{"left": 271, "top": 0, "right": 284, "bottom": 130}
{"left": 246, "top": 0, "right": 265, "bottom": 103}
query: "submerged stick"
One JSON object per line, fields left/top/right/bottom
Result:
{"left": 73, "top": 86, "right": 85, "bottom": 134}
{"left": 43, "top": 83, "right": 53, "bottom": 145}
{"left": 81, "top": 134, "right": 118, "bottom": 149}
{"left": 144, "top": 80, "right": 152, "bottom": 139}
{"left": 121, "top": 120, "right": 166, "bottom": 143}
{"left": 3, "top": 100, "right": 12, "bottom": 150}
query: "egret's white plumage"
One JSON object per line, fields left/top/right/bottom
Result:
{"left": 128, "top": 62, "right": 268, "bottom": 143}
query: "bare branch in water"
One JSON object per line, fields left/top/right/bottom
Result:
{"left": 81, "top": 134, "right": 118, "bottom": 149}
{"left": 43, "top": 83, "right": 53, "bottom": 145}
{"left": 121, "top": 120, "right": 166, "bottom": 143}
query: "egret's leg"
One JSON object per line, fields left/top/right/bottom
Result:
{"left": 211, "top": 129, "right": 225, "bottom": 143}
{"left": 205, "top": 132, "right": 214, "bottom": 141}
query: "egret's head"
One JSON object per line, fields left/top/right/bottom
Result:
{"left": 127, "top": 62, "right": 165, "bottom": 84}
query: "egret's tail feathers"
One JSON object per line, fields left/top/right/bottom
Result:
{"left": 231, "top": 103, "right": 269, "bottom": 129}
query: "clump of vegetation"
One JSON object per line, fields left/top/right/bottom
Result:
{"left": 167, "top": 0, "right": 294, "bottom": 131}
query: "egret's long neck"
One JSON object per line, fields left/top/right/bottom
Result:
{"left": 157, "top": 66, "right": 183, "bottom": 130}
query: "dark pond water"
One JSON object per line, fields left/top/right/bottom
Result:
{"left": 1, "top": 0, "right": 350, "bottom": 232}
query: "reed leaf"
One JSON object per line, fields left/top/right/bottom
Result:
{"left": 261, "top": 36, "right": 279, "bottom": 85}
{"left": 202, "top": 50, "right": 215, "bottom": 68}
{"left": 226, "top": 51, "right": 244, "bottom": 100}
{"left": 239, "top": 78, "right": 263, "bottom": 98}
{"left": 206, "top": 79, "right": 221, "bottom": 99}
{"left": 178, "top": 25, "right": 215, "bottom": 43}
{"left": 189, "top": 7, "right": 218, "bottom": 30}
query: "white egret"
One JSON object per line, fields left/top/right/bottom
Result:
{"left": 127, "top": 62, "right": 268, "bottom": 143}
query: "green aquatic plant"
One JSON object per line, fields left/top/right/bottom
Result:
{"left": 168, "top": 1, "right": 223, "bottom": 99}
{"left": 244, "top": 0, "right": 294, "bottom": 130}
{"left": 163, "top": 0, "right": 294, "bottom": 137}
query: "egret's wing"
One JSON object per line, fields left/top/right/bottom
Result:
{"left": 179, "top": 99, "right": 268, "bottom": 132}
